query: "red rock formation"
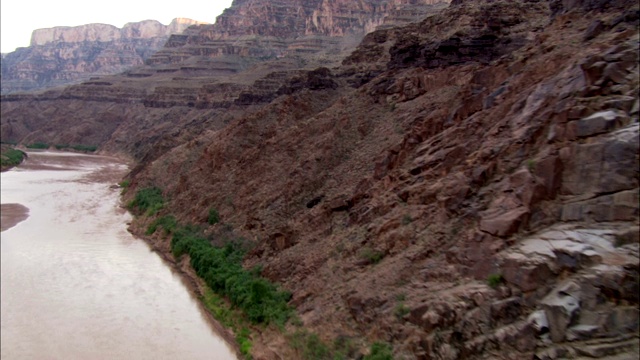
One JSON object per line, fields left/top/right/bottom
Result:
{"left": 147, "top": 0, "right": 450, "bottom": 65}
{"left": 1, "top": 0, "right": 639, "bottom": 358}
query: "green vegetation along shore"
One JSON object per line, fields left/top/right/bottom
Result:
{"left": 0, "top": 145, "right": 27, "bottom": 171}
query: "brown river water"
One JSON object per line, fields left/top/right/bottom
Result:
{"left": 1, "top": 151, "right": 237, "bottom": 360}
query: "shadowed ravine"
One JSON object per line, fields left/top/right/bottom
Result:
{"left": 0, "top": 151, "right": 237, "bottom": 360}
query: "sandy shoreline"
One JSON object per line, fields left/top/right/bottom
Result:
{"left": 0, "top": 203, "right": 30, "bottom": 232}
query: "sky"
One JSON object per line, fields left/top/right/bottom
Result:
{"left": 1, "top": 0, "right": 234, "bottom": 53}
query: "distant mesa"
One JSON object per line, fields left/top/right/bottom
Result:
{"left": 1, "top": 18, "right": 208, "bottom": 94}
{"left": 30, "top": 18, "right": 207, "bottom": 46}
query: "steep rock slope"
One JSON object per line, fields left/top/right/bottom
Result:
{"left": 127, "top": 0, "right": 639, "bottom": 358}
{"left": 0, "top": 0, "right": 451, "bottom": 163}
{"left": 148, "top": 0, "right": 450, "bottom": 66}
{"left": 0, "top": 0, "right": 638, "bottom": 358}
{"left": 0, "top": 18, "right": 205, "bottom": 94}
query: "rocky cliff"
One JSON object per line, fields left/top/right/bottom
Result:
{"left": 1, "top": 0, "right": 638, "bottom": 359}
{"left": 29, "top": 18, "right": 203, "bottom": 45}
{"left": 0, "top": 0, "right": 451, "bottom": 156}
{"left": 147, "top": 0, "right": 450, "bottom": 68}
{"left": 0, "top": 18, "right": 205, "bottom": 94}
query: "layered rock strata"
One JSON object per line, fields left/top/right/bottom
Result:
{"left": 0, "top": 18, "right": 205, "bottom": 94}
{"left": 146, "top": 0, "right": 450, "bottom": 67}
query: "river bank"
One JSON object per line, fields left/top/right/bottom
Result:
{"left": 1, "top": 151, "right": 237, "bottom": 359}
{"left": 126, "top": 219, "right": 244, "bottom": 357}
{"left": 0, "top": 144, "right": 27, "bottom": 172}
{"left": 125, "top": 209, "right": 292, "bottom": 360}
{"left": 0, "top": 203, "right": 29, "bottom": 232}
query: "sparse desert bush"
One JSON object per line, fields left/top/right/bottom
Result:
{"left": 55, "top": 144, "right": 97, "bottom": 152}
{"left": 526, "top": 158, "right": 536, "bottom": 172}
{"left": 394, "top": 302, "right": 410, "bottom": 319}
{"left": 26, "top": 142, "right": 49, "bottom": 149}
{"left": 360, "top": 247, "right": 384, "bottom": 265}
{"left": 290, "top": 330, "right": 332, "bottom": 360}
{"left": 487, "top": 273, "right": 503, "bottom": 288}
{"left": 128, "top": 187, "right": 164, "bottom": 216}
{"left": 208, "top": 207, "right": 220, "bottom": 225}
{"left": 364, "top": 342, "right": 393, "bottom": 360}
{"left": 146, "top": 215, "right": 177, "bottom": 235}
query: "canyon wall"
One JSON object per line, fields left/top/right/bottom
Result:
{"left": 1, "top": 18, "right": 205, "bottom": 94}
{"left": 30, "top": 18, "right": 203, "bottom": 45}
{"left": 1, "top": 0, "right": 638, "bottom": 359}
{"left": 146, "top": 0, "right": 450, "bottom": 66}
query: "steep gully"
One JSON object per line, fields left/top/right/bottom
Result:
{"left": 0, "top": 0, "right": 638, "bottom": 359}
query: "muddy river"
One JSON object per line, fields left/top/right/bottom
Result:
{"left": 1, "top": 151, "right": 236, "bottom": 360}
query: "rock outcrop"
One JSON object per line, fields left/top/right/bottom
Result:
{"left": 147, "top": 0, "right": 450, "bottom": 67}
{"left": 1, "top": 0, "right": 638, "bottom": 359}
{"left": 0, "top": 18, "right": 205, "bottom": 94}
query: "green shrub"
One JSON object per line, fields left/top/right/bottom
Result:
{"left": 208, "top": 207, "right": 220, "bottom": 225}
{"left": 526, "top": 159, "right": 536, "bottom": 172}
{"left": 290, "top": 330, "right": 331, "bottom": 360}
{"left": 54, "top": 144, "right": 97, "bottom": 152}
{"left": 1, "top": 149, "right": 26, "bottom": 167}
{"left": 360, "top": 247, "right": 384, "bottom": 265}
{"left": 487, "top": 273, "right": 503, "bottom": 288}
{"left": 236, "top": 327, "right": 252, "bottom": 359}
{"left": 146, "top": 215, "right": 177, "bottom": 235}
{"left": 364, "top": 342, "right": 393, "bottom": 360}
{"left": 201, "top": 287, "right": 253, "bottom": 359}
{"left": 26, "top": 142, "right": 49, "bottom": 149}
{"left": 332, "top": 336, "right": 357, "bottom": 360}
{"left": 394, "top": 303, "right": 410, "bottom": 319}
{"left": 71, "top": 144, "right": 97, "bottom": 152}
{"left": 128, "top": 187, "right": 164, "bottom": 216}
{"left": 170, "top": 224, "right": 292, "bottom": 326}
{"left": 118, "top": 180, "right": 130, "bottom": 194}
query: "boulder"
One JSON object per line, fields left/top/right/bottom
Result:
{"left": 580, "top": 59, "right": 607, "bottom": 86}
{"left": 576, "top": 110, "right": 628, "bottom": 137}
{"left": 480, "top": 207, "right": 530, "bottom": 237}
{"left": 605, "top": 306, "right": 640, "bottom": 334}
{"left": 603, "top": 96, "right": 636, "bottom": 113}
{"left": 566, "top": 324, "right": 600, "bottom": 340}
{"left": 583, "top": 19, "right": 606, "bottom": 41}
{"left": 603, "top": 62, "right": 630, "bottom": 84}
{"left": 490, "top": 296, "right": 523, "bottom": 326}
{"left": 541, "top": 281, "right": 582, "bottom": 342}
{"left": 528, "top": 310, "right": 550, "bottom": 334}
{"left": 501, "top": 254, "right": 553, "bottom": 292}
{"left": 562, "top": 124, "right": 639, "bottom": 196}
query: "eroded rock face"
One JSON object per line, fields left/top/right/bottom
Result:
{"left": 1, "top": 0, "right": 639, "bottom": 359}
{"left": 0, "top": 18, "right": 205, "bottom": 94}
{"left": 147, "top": 0, "right": 451, "bottom": 65}
{"left": 30, "top": 18, "right": 202, "bottom": 45}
